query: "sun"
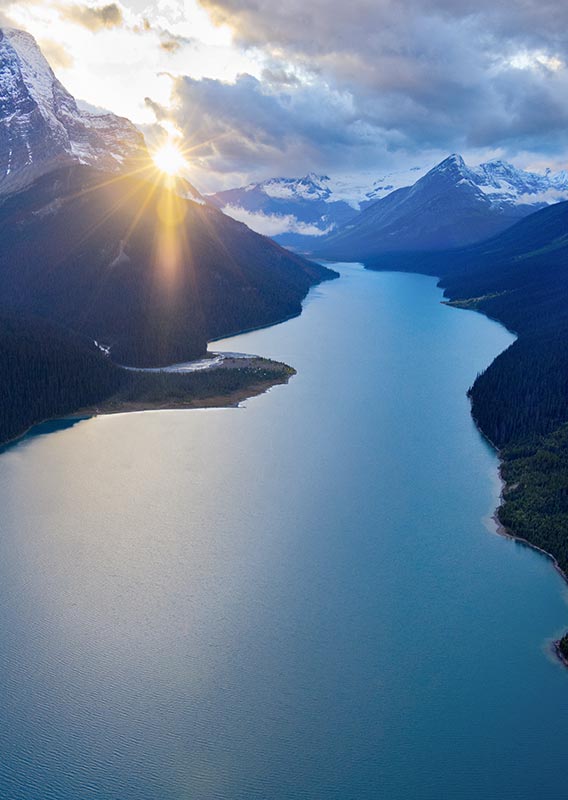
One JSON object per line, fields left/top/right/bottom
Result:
{"left": 152, "top": 140, "right": 187, "bottom": 176}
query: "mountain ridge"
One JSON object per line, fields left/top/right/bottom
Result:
{"left": 0, "top": 163, "right": 337, "bottom": 366}
{"left": 313, "top": 154, "right": 568, "bottom": 257}
{"left": 0, "top": 29, "right": 337, "bottom": 368}
{"left": 0, "top": 27, "right": 147, "bottom": 193}
{"left": 208, "top": 156, "right": 568, "bottom": 252}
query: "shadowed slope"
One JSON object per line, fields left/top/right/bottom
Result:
{"left": 0, "top": 165, "right": 337, "bottom": 366}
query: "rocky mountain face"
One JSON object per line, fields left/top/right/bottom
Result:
{"left": 465, "top": 158, "right": 568, "bottom": 208}
{"left": 0, "top": 28, "right": 147, "bottom": 192}
{"left": 314, "top": 154, "right": 568, "bottom": 259}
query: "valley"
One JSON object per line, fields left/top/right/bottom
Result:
{"left": 0, "top": 17, "right": 567, "bottom": 800}
{"left": 358, "top": 201, "right": 568, "bottom": 585}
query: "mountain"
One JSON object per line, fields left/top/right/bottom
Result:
{"left": 0, "top": 28, "right": 146, "bottom": 193}
{"left": 0, "top": 29, "right": 336, "bottom": 367}
{"left": 358, "top": 166, "right": 426, "bottom": 205}
{"left": 205, "top": 168, "right": 433, "bottom": 248}
{"left": 467, "top": 159, "right": 568, "bottom": 207}
{"left": 437, "top": 200, "right": 568, "bottom": 342}
{"left": 377, "top": 198, "right": 568, "bottom": 344}
{"left": 313, "top": 154, "right": 568, "bottom": 259}
{"left": 0, "top": 164, "right": 336, "bottom": 366}
{"left": 368, "top": 195, "right": 568, "bottom": 332}
{"left": 206, "top": 173, "right": 360, "bottom": 248}
{"left": 210, "top": 158, "right": 568, "bottom": 254}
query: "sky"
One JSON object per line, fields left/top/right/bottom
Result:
{"left": 1, "top": 0, "right": 568, "bottom": 191}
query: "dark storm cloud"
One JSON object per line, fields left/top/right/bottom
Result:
{"left": 150, "top": 71, "right": 395, "bottom": 182}
{"left": 198, "top": 0, "right": 568, "bottom": 57}
{"left": 171, "top": 0, "right": 568, "bottom": 175}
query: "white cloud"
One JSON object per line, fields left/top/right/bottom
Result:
{"left": 221, "top": 204, "right": 334, "bottom": 236}
{"left": 2, "top": 0, "right": 260, "bottom": 123}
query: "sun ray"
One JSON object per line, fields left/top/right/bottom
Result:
{"left": 152, "top": 140, "right": 188, "bottom": 176}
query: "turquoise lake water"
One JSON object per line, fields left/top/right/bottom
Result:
{"left": 1, "top": 263, "right": 567, "bottom": 799}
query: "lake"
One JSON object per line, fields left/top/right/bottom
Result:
{"left": 1, "top": 263, "right": 567, "bottom": 799}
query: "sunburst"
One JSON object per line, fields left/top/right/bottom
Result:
{"left": 152, "top": 140, "right": 188, "bottom": 176}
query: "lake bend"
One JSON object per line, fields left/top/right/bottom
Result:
{"left": 1, "top": 263, "right": 568, "bottom": 799}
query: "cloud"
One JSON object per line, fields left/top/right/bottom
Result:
{"left": 188, "top": 0, "right": 568, "bottom": 172}
{"left": 221, "top": 204, "right": 334, "bottom": 236}
{"left": 149, "top": 71, "right": 399, "bottom": 188}
{"left": 37, "top": 37, "right": 74, "bottom": 68}
{"left": 61, "top": 2, "right": 123, "bottom": 30}
{"left": 159, "top": 31, "right": 194, "bottom": 53}
{"left": 197, "top": 0, "right": 568, "bottom": 59}
{"left": 260, "top": 66, "right": 299, "bottom": 86}
{"left": 6, "top": 0, "right": 565, "bottom": 187}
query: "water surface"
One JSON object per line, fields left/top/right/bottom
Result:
{"left": 1, "top": 264, "right": 567, "bottom": 799}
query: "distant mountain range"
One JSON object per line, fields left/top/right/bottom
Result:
{"left": 211, "top": 155, "right": 568, "bottom": 254}
{"left": 205, "top": 168, "right": 425, "bottom": 248}
{"left": 314, "top": 154, "right": 568, "bottom": 258}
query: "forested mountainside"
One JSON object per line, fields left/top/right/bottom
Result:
{"left": 0, "top": 315, "right": 293, "bottom": 448}
{"left": 0, "top": 165, "right": 336, "bottom": 367}
{"left": 365, "top": 201, "right": 568, "bottom": 573}
{"left": 0, "top": 27, "right": 335, "bottom": 446}
{"left": 0, "top": 315, "right": 123, "bottom": 445}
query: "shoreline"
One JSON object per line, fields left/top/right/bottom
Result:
{"left": 73, "top": 370, "right": 291, "bottom": 417}
{"left": 360, "top": 264, "right": 568, "bottom": 669}
{"left": 471, "top": 406, "right": 568, "bottom": 670}
{"left": 491, "top": 473, "right": 568, "bottom": 669}
{"left": 442, "top": 281, "right": 568, "bottom": 671}
{"left": 554, "top": 640, "right": 568, "bottom": 669}
{"left": 207, "top": 311, "right": 302, "bottom": 343}
{"left": 0, "top": 358, "right": 295, "bottom": 453}
{"left": 206, "top": 266, "right": 340, "bottom": 345}
{"left": 365, "top": 266, "right": 568, "bottom": 658}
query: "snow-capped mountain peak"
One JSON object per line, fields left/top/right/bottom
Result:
{"left": 207, "top": 154, "right": 568, "bottom": 249}
{"left": 438, "top": 153, "right": 466, "bottom": 171}
{"left": 4, "top": 29, "right": 59, "bottom": 115}
{"left": 315, "top": 153, "right": 568, "bottom": 259}
{"left": 254, "top": 174, "right": 333, "bottom": 202}
{"left": 0, "top": 28, "right": 147, "bottom": 192}
{"left": 402, "top": 154, "right": 568, "bottom": 209}
{"left": 469, "top": 159, "right": 568, "bottom": 205}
